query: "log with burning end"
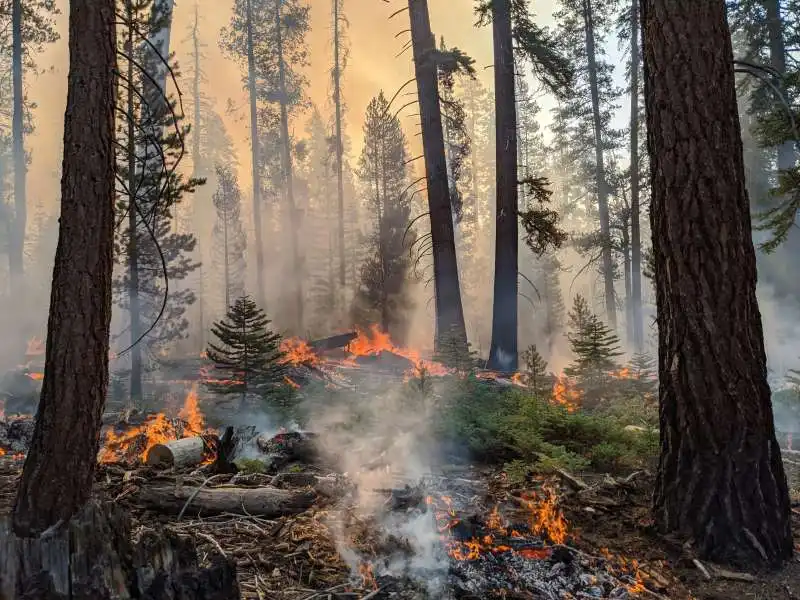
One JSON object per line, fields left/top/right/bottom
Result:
{"left": 146, "top": 436, "right": 208, "bottom": 469}
{"left": 137, "top": 483, "right": 316, "bottom": 517}
{"left": 308, "top": 331, "right": 357, "bottom": 352}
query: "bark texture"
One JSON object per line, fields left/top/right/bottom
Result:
{"left": 642, "top": 0, "right": 793, "bottom": 567}
{"left": 12, "top": 0, "right": 117, "bottom": 536}
{"left": 407, "top": 0, "right": 469, "bottom": 354}
{"left": 138, "top": 484, "right": 316, "bottom": 517}
{"left": 488, "top": 0, "right": 519, "bottom": 373}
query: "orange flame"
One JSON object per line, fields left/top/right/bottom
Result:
{"left": 26, "top": 372, "right": 44, "bottom": 381}
{"left": 347, "top": 325, "right": 450, "bottom": 377}
{"left": 179, "top": 384, "right": 203, "bottom": 436}
{"left": 551, "top": 375, "right": 580, "bottom": 412}
{"left": 522, "top": 485, "right": 568, "bottom": 545}
{"left": 280, "top": 337, "right": 319, "bottom": 366}
{"left": 284, "top": 376, "right": 300, "bottom": 389}
{"left": 358, "top": 562, "right": 378, "bottom": 590}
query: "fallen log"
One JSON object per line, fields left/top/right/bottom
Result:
{"left": 308, "top": 331, "right": 357, "bottom": 352}
{"left": 0, "top": 500, "right": 239, "bottom": 599}
{"left": 137, "top": 483, "right": 316, "bottom": 517}
{"left": 146, "top": 436, "right": 206, "bottom": 469}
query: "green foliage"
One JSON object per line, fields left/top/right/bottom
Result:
{"left": 234, "top": 458, "right": 269, "bottom": 474}
{"left": 625, "top": 352, "right": 657, "bottom": 396}
{"left": 429, "top": 375, "right": 656, "bottom": 474}
{"left": 205, "top": 296, "right": 288, "bottom": 399}
{"left": 351, "top": 92, "right": 416, "bottom": 341}
{"left": 518, "top": 176, "right": 568, "bottom": 255}
{"left": 211, "top": 163, "right": 247, "bottom": 311}
{"left": 520, "top": 344, "right": 550, "bottom": 396}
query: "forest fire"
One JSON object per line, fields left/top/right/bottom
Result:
{"left": 99, "top": 386, "right": 214, "bottom": 464}
{"left": 280, "top": 337, "right": 319, "bottom": 366}
{"left": 551, "top": 375, "right": 580, "bottom": 412}
{"left": 346, "top": 325, "right": 450, "bottom": 377}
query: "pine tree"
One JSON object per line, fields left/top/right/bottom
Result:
{"left": 205, "top": 295, "right": 288, "bottom": 402}
{"left": 538, "top": 254, "right": 566, "bottom": 358}
{"left": 113, "top": 0, "right": 201, "bottom": 402}
{"left": 625, "top": 351, "right": 656, "bottom": 396}
{"left": 521, "top": 344, "right": 550, "bottom": 396}
{"left": 565, "top": 293, "right": 622, "bottom": 403}
{"left": 211, "top": 164, "right": 247, "bottom": 316}
{"left": 352, "top": 93, "right": 416, "bottom": 343}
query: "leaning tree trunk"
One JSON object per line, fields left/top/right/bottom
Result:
{"left": 10, "top": 0, "right": 25, "bottom": 280}
{"left": 12, "top": 0, "right": 117, "bottom": 536}
{"left": 407, "top": 0, "right": 469, "bottom": 355}
{"left": 629, "top": 0, "right": 643, "bottom": 352}
{"left": 642, "top": 0, "right": 793, "bottom": 567}
{"left": 583, "top": 0, "right": 616, "bottom": 329}
{"left": 488, "top": 0, "right": 519, "bottom": 373}
{"left": 246, "top": 0, "right": 267, "bottom": 311}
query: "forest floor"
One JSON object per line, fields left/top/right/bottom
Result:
{"left": 2, "top": 455, "right": 799, "bottom": 600}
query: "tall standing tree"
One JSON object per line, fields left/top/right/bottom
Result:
{"left": 10, "top": 0, "right": 24, "bottom": 281}
{"left": 407, "top": 0, "right": 469, "bottom": 355}
{"left": 13, "top": 0, "right": 116, "bottom": 534}
{"left": 212, "top": 164, "right": 247, "bottom": 313}
{"left": 627, "top": 0, "right": 643, "bottom": 351}
{"left": 332, "top": 0, "right": 348, "bottom": 296}
{"left": 642, "top": 0, "right": 793, "bottom": 565}
{"left": 352, "top": 93, "right": 416, "bottom": 341}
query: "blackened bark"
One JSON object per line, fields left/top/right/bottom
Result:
{"left": 629, "top": 0, "right": 643, "bottom": 351}
{"left": 642, "top": 0, "right": 793, "bottom": 566}
{"left": 765, "top": 0, "right": 795, "bottom": 171}
{"left": 584, "top": 0, "right": 616, "bottom": 329}
{"left": 12, "top": 0, "right": 117, "bottom": 536}
{"left": 488, "top": 0, "right": 519, "bottom": 373}
{"left": 276, "top": 0, "right": 304, "bottom": 332}
{"left": 10, "top": 0, "right": 25, "bottom": 279}
{"left": 246, "top": 0, "right": 267, "bottom": 310}
{"left": 407, "top": 0, "right": 468, "bottom": 354}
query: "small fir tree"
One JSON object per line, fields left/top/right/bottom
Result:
{"left": 625, "top": 352, "right": 657, "bottom": 396}
{"left": 205, "top": 296, "right": 287, "bottom": 403}
{"left": 565, "top": 294, "right": 622, "bottom": 405}
{"left": 520, "top": 344, "right": 550, "bottom": 397}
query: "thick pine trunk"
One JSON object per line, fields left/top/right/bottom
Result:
{"left": 246, "top": 0, "right": 267, "bottom": 311}
{"left": 642, "top": 0, "right": 793, "bottom": 567}
{"left": 629, "top": 0, "right": 643, "bottom": 351}
{"left": 488, "top": 0, "right": 519, "bottom": 373}
{"left": 12, "top": 0, "right": 117, "bottom": 536}
{"left": 10, "top": 0, "right": 25, "bottom": 280}
{"left": 407, "top": 0, "right": 468, "bottom": 355}
{"left": 584, "top": 0, "right": 616, "bottom": 329}
{"left": 276, "top": 0, "right": 304, "bottom": 333}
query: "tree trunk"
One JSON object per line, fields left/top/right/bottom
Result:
{"left": 10, "top": 0, "right": 25, "bottom": 280}
{"left": 642, "top": 0, "right": 793, "bottom": 567}
{"left": 191, "top": 5, "right": 205, "bottom": 351}
{"left": 126, "top": 3, "right": 143, "bottom": 405}
{"left": 488, "top": 0, "right": 519, "bottom": 373}
{"left": 333, "top": 0, "right": 346, "bottom": 294}
{"left": 12, "top": 0, "right": 117, "bottom": 536}
{"left": 138, "top": 484, "right": 316, "bottom": 517}
{"left": 246, "top": 0, "right": 267, "bottom": 311}
{"left": 276, "top": 0, "right": 304, "bottom": 333}
{"left": 765, "top": 0, "right": 794, "bottom": 171}
{"left": 629, "top": 0, "right": 643, "bottom": 351}
{"left": 583, "top": 0, "right": 616, "bottom": 329}
{"left": 407, "top": 0, "right": 469, "bottom": 355}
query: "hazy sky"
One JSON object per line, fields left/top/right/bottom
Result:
{"left": 25, "top": 0, "right": 555, "bottom": 213}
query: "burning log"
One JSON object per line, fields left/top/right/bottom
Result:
{"left": 0, "top": 500, "right": 239, "bottom": 599}
{"left": 137, "top": 483, "right": 316, "bottom": 517}
{"left": 308, "top": 331, "right": 358, "bottom": 352}
{"left": 146, "top": 436, "right": 206, "bottom": 469}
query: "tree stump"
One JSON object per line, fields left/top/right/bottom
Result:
{"left": 146, "top": 437, "right": 206, "bottom": 469}
{"left": 0, "top": 501, "right": 240, "bottom": 599}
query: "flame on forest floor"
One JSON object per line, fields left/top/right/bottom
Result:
{"left": 426, "top": 485, "right": 569, "bottom": 562}
{"left": 284, "top": 376, "right": 300, "bottom": 389}
{"left": 598, "top": 547, "right": 647, "bottom": 594}
{"left": 347, "top": 325, "right": 450, "bottom": 378}
{"left": 551, "top": 375, "right": 580, "bottom": 412}
{"left": 609, "top": 367, "right": 632, "bottom": 379}
{"left": 99, "top": 385, "right": 213, "bottom": 464}
{"left": 358, "top": 562, "right": 378, "bottom": 590}
{"left": 26, "top": 372, "right": 44, "bottom": 381}
{"left": 280, "top": 338, "right": 319, "bottom": 366}
{"left": 26, "top": 337, "right": 45, "bottom": 357}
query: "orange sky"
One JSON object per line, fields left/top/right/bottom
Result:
{"left": 26, "top": 0, "right": 557, "bottom": 212}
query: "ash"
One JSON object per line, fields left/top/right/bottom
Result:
{"left": 352, "top": 477, "right": 640, "bottom": 600}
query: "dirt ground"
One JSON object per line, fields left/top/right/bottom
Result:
{"left": 2, "top": 456, "right": 800, "bottom": 599}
